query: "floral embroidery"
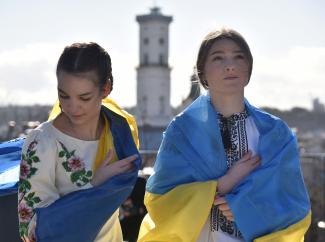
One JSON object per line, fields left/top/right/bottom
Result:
{"left": 20, "top": 141, "right": 40, "bottom": 180}
{"left": 68, "top": 157, "right": 85, "bottom": 172}
{"left": 59, "top": 142, "right": 93, "bottom": 187}
{"left": 18, "top": 203, "right": 33, "bottom": 223}
{"left": 18, "top": 140, "right": 42, "bottom": 239}
{"left": 20, "top": 159, "right": 31, "bottom": 180}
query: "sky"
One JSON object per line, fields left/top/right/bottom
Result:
{"left": 0, "top": 0, "right": 324, "bottom": 110}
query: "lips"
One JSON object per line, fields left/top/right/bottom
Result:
{"left": 71, "top": 114, "right": 84, "bottom": 119}
{"left": 224, "top": 76, "right": 238, "bottom": 80}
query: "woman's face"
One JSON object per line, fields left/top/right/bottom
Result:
{"left": 203, "top": 38, "right": 249, "bottom": 97}
{"left": 57, "top": 71, "right": 103, "bottom": 126}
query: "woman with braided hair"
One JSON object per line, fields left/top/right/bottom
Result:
{"left": 18, "top": 42, "right": 141, "bottom": 242}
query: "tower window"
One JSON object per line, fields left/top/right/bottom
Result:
{"left": 159, "top": 38, "right": 164, "bottom": 45}
{"left": 159, "top": 96, "right": 165, "bottom": 114}
{"left": 159, "top": 54, "right": 164, "bottom": 65}
{"left": 143, "top": 54, "right": 149, "bottom": 65}
{"left": 142, "top": 96, "right": 147, "bottom": 116}
{"left": 144, "top": 38, "right": 149, "bottom": 45}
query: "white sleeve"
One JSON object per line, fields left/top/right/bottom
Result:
{"left": 18, "top": 127, "right": 59, "bottom": 242}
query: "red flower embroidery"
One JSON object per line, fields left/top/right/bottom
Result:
{"left": 20, "top": 159, "right": 31, "bottom": 180}
{"left": 18, "top": 203, "right": 33, "bottom": 223}
{"left": 68, "top": 157, "right": 85, "bottom": 172}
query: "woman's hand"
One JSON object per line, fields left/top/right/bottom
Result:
{"left": 91, "top": 149, "right": 138, "bottom": 186}
{"left": 214, "top": 196, "right": 233, "bottom": 221}
{"left": 217, "top": 150, "right": 260, "bottom": 195}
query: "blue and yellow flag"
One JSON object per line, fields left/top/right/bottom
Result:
{"left": 1, "top": 98, "right": 141, "bottom": 242}
{"left": 138, "top": 95, "right": 310, "bottom": 242}
{"left": 0, "top": 138, "right": 24, "bottom": 196}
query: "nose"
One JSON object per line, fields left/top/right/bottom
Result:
{"left": 65, "top": 99, "right": 81, "bottom": 115}
{"left": 226, "top": 65, "right": 235, "bottom": 72}
{"left": 225, "top": 59, "right": 235, "bottom": 72}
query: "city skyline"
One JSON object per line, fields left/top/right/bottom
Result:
{"left": 0, "top": 0, "right": 324, "bottom": 110}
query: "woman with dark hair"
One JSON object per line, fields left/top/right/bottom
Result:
{"left": 18, "top": 42, "right": 141, "bottom": 242}
{"left": 138, "top": 28, "right": 311, "bottom": 242}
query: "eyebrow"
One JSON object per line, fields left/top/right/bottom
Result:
{"left": 58, "top": 88, "right": 93, "bottom": 97}
{"left": 209, "top": 50, "right": 244, "bottom": 55}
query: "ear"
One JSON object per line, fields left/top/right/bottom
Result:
{"left": 102, "top": 80, "right": 112, "bottom": 98}
{"left": 201, "top": 73, "right": 205, "bottom": 82}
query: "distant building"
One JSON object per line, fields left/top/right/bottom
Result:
{"left": 313, "top": 98, "right": 325, "bottom": 113}
{"left": 135, "top": 7, "right": 173, "bottom": 127}
{"left": 174, "top": 73, "right": 201, "bottom": 114}
{"left": 133, "top": 7, "right": 172, "bottom": 150}
{"left": 0, "top": 105, "right": 50, "bottom": 141}
{"left": 130, "top": 7, "right": 201, "bottom": 150}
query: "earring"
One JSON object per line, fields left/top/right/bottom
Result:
{"left": 102, "top": 86, "right": 110, "bottom": 98}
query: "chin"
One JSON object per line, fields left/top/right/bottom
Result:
{"left": 68, "top": 115, "right": 87, "bottom": 125}
{"left": 223, "top": 86, "right": 245, "bottom": 94}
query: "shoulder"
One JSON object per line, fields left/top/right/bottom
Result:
{"left": 255, "top": 106, "right": 289, "bottom": 127}
{"left": 247, "top": 103, "right": 293, "bottom": 140}
{"left": 165, "top": 95, "right": 212, "bottom": 136}
{"left": 20, "top": 121, "right": 59, "bottom": 181}
{"left": 246, "top": 99, "right": 286, "bottom": 125}
{"left": 22, "top": 121, "right": 57, "bottom": 153}
{"left": 102, "top": 97, "right": 136, "bottom": 123}
{"left": 163, "top": 115, "right": 183, "bottom": 139}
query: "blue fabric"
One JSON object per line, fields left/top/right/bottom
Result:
{"left": 35, "top": 171, "right": 137, "bottom": 242}
{"left": 0, "top": 138, "right": 24, "bottom": 195}
{"left": 147, "top": 95, "right": 310, "bottom": 242}
{"left": 0, "top": 106, "right": 141, "bottom": 242}
{"left": 35, "top": 106, "right": 141, "bottom": 242}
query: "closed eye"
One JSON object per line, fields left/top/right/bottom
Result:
{"left": 59, "top": 95, "right": 69, "bottom": 99}
{"left": 235, "top": 54, "right": 245, "bottom": 59}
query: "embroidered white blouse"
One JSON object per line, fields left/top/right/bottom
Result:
{"left": 197, "top": 110, "right": 260, "bottom": 242}
{"left": 18, "top": 120, "right": 122, "bottom": 242}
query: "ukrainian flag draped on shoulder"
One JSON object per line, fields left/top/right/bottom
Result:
{"left": 138, "top": 95, "right": 310, "bottom": 242}
{"left": 0, "top": 98, "right": 141, "bottom": 242}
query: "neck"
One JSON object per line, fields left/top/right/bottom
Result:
{"left": 209, "top": 92, "right": 245, "bottom": 118}
{"left": 63, "top": 113, "right": 103, "bottom": 141}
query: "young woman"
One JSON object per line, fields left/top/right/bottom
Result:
{"left": 138, "top": 28, "right": 311, "bottom": 242}
{"left": 18, "top": 42, "right": 141, "bottom": 242}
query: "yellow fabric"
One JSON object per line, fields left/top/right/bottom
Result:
{"left": 138, "top": 181, "right": 217, "bottom": 242}
{"left": 254, "top": 211, "right": 311, "bottom": 242}
{"left": 92, "top": 115, "right": 118, "bottom": 174}
{"left": 138, "top": 178, "right": 311, "bottom": 242}
{"left": 101, "top": 98, "right": 140, "bottom": 149}
{"left": 48, "top": 97, "right": 139, "bottom": 172}
{"left": 48, "top": 100, "right": 62, "bottom": 121}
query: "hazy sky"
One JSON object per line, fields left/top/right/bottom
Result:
{"left": 0, "top": 0, "right": 324, "bottom": 110}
